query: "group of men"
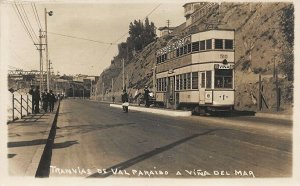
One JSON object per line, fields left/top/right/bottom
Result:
{"left": 29, "top": 85, "right": 57, "bottom": 114}
{"left": 121, "top": 85, "right": 152, "bottom": 113}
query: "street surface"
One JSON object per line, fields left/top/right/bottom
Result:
{"left": 49, "top": 99, "right": 292, "bottom": 178}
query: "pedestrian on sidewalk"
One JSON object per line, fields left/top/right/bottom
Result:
{"left": 121, "top": 89, "right": 129, "bottom": 113}
{"left": 33, "top": 86, "right": 40, "bottom": 113}
{"left": 49, "top": 90, "right": 56, "bottom": 112}
{"left": 42, "top": 89, "right": 49, "bottom": 112}
{"left": 144, "top": 86, "right": 150, "bottom": 108}
{"left": 28, "top": 85, "right": 35, "bottom": 114}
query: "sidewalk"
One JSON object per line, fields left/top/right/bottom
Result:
{"left": 89, "top": 99, "right": 292, "bottom": 121}
{"left": 7, "top": 103, "right": 59, "bottom": 176}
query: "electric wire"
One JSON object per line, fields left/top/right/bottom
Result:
{"left": 31, "top": 3, "right": 42, "bottom": 30}
{"left": 48, "top": 32, "right": 117, "bottom": 45}
{"left": 18, "top": 3, "right": 39, "bottom": 43}
{"left": 114, "top": 3, "right": 161, "bottom": 43}
{"left": 12, "top": 4, "right": 37, "bottom": 48}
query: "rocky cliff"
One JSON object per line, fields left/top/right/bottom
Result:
{"left": 96, "top": 2, "right": 294, "bottom": 112}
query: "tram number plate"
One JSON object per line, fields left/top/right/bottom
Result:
{"left": 214, "top": 64, "right": 234, "bottom": 69}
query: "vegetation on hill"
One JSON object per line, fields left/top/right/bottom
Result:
{"left": 96, "top": 2, "right": 294, "bottom": 112}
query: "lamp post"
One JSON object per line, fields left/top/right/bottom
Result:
{"left": 45, "top": 8, "right": 53, "bottom": 92}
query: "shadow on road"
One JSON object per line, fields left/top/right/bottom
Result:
{"left": 55, "top": 123, "right": 137, "bottom": 138}
{"left": 53, "top": 140, "right": 79, "bottom": 149}
{"left": 7, "top": 139, "right": 47, "bottom": 148}
{"left": 193, "top": 110, "right": 256, "bottom": 118}
{"left": 88, "top": 128, "right": 223, "bottom": 178}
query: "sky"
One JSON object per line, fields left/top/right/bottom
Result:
{"left": 2, "top": 1, "right": 186, "bottom": 76}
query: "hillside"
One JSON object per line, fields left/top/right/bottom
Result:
{"left": 95, "top": 2, "right": 294, "bottom": 112}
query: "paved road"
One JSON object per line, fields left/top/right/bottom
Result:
{"left": 49, "top": 99, "right": 292, "bottom": 178}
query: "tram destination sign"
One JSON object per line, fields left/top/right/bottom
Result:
{"left": 214, "top": 64, "right": 234, "bottom": 69}
{"left": 156, "top": 36, "right": 191, "bottom": 56}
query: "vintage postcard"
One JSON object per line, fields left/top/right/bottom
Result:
{"left": 0, "top": 0, "right": 298, "bottom": 186}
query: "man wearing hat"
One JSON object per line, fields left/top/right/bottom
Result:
{"left": 144, "top": 85, "right": 150, "bottom": 108}
{"left": 121, "top": 89, "right": 129, "bottom": 113}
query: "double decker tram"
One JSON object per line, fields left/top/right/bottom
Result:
{"left": 155, "top": 29, "right": 235, "bottom": 113}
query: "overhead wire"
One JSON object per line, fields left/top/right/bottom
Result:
{"left": 32, "top": 3, "right": 42, "bottom": 30}
{"left": 12, "top": 4, "right": 37, "bottom": 48}
{"left": 114, "top": 3, "right": 161, "bottom": 43}
{"left": 18, "top": 3, "right": 39, "bottom": 43}
{"left": 48, "top": 32, "right": 117, "bottom": 45}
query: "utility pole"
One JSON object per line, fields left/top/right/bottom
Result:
{"left": 38, "top": 29, "right": 43, "bottom": 97}
{"left": 45, "top": 8, "right": 53, "bottom": 92}
{"left": 122, "top": 59, "right": 125, "bottom": 90}
{"left": 112, "top": 78, "right": 114, "bottom": 96}
{"left": 45, "top": 8, "right": 49, "bottom": 91}
{"left": 166, "top": 19, "right": 170, "bottom": 34}
{"left": 90, "top": 79, "right": 93, "bottom": 99}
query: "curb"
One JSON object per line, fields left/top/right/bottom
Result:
{"left": 255, "top": 112, "right": 292, "bottom": 121}
{"left": 110, "top": 104, "right": 191, "bottom": 117}
{"left": 24, "top": 101, "right": 60, "bottom": 176}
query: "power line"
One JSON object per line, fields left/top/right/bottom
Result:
{"left": 12, "top": 4, "right": 37, "bottom": 48}
{"left": 114, "top": 3, "right": 162, "bottom": 43}
{"left": 31, "top": 3, "right": 42, "bottom": 30}
{"left": 48, "top": 32, "right": 117, "bottom": 45}
{"left": 19, "top": 3, "right": 39, "bottom": 43}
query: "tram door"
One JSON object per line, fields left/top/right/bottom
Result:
{"left": 199, "top": 72, "right": 205, "bottom": 104}
{"left": 166, "top": 76, "right": 175, "bottom": 109}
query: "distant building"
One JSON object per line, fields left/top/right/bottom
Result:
{"left": 157, "top": 26, "right": 175, "bottom": 37}
{"left": 183, "top": 2, "right": 219, "bottom": 27}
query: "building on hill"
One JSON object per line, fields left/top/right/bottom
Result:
{"left": 183, "top": 2, "right": 219, "bottom": 27}
{"left": 158, "top": 26, "right": 176, "bottom": 37}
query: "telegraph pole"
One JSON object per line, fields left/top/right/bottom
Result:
{"left": 166, "top": 19, "right": 170, "bottom": 34}
{"left": 122, "top": 59, "right": 125, "bottom": 90}
{"left": 45, "top": 8, "right": 49, "bottom": 91}
{"left": 38, "top": 29, "right": 43, "bottom": 96}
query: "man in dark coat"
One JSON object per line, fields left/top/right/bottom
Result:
{"left": 121, "top": 89, "right": 129, "bottom": 113}
{"left": 42, "top": 89, "right": 49, "bottom": 112}
{"left": 29, "top": 85, "right": 35, "bottom": 113}
{"left": 48, "top": 90, "right": 56, "bottom": 112}
{"left": 33, "top": 86, "right": 40, "bottom": 113}
{"left": 144, "top": 86, "right": 150, "bottom": 108}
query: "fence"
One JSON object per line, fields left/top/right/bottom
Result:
{"left": 7, "top": 91, "right": 33, "bottom": 122}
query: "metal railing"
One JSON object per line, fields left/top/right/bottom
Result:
{"left": 8, "top": 92, "right": 33, "bottom": 122}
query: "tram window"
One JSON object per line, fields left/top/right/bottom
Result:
{"left": 186, "top": 73, "right": 191, "bottom": 89}
{"left": 206, "top": 39, "right": 212, "bottom": 50}
{"left": 225, "top": 39, "right": 233, "bottom": 49}
{"left": 187, "top": 44, "right": 192, "bottom": 53}
{"left": 164, "top": 54, "right": 167, "bottom": 61}
{"left": 215, "top": 39, "right": 223, "bottom": 49}
{"left": 192, "top": 72, "right": 198, "bottom": 89}
{"left": 200, "top": 40, "right": 205, "bottom": 50}
{"left": 201, "top": 73, "right": 205, "bottom": 88}
{"left": 184, "top": 45, "right": 188, "bottom": 54}
{"left": 180, "top": 47, "right": 184, "bottom": 56}
{"left": 206, "top": 71, "right": 212, "bottom": 88}
{"left": 176, "top": 75, "right": 180, "bottom": 90}
{"left": 156, "top": 57, "right": 159, "bottom": 64}
{"left": 180, "top": 74, "right": 184, "bottom": 90}
{"left": 192, "top": 42, "right": 199, "bottom": 52}
{"left": 183, "top": 74, "right": 187, "bottom": 89}
{"left": 176, "top": 49, "right": 180, "bottom": 57}
{"left": 214, "top": 69, "right": 233, "bottom": 88}
{"left": 164, "top": 77, "right": 167, "bottom": 91}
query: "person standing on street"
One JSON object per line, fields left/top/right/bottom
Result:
{"left": 144, "top": 86, "right": 150, "bottom": 108}
{"left": 48, "top": 90, "right": 56, "bottom": 112}
{"left": 42, "top": 89, "right": 49, "bottom": 112}
{"left": 29, "top": 85, "right": 35, "bottom": 113}
{"left": 121, "top": 89, "right": 129, "bottom": 113}
{"left": 33, "top": 86, "right": 40, "bottom": 113}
